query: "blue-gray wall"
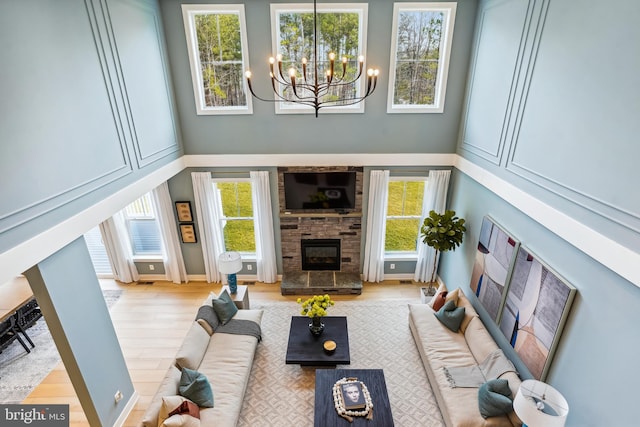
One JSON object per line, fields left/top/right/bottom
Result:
{"left": 2, "top": 0, "right": 639, "bottom": 425}
{"left": 159, "top": 0, "right": 479, "bottom": 154}
{"left": 439, "top": 1, "right": 640, "bottom": 425}
{"left": 0, "top": 0, "right": 183, "bottom": 255}
{"left": 0, "top": 0, "right": 182, "bottom": 423}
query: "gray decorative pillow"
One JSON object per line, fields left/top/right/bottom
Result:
{"left": 478, "top": 379, "right": 512, "bottom": 418}
{"left": 434, "top": 299, "right": 465, "bottom": 332}
{"left": 211, "top": 289, "right": 238, "bottom": 325}
{"left": 195, "top": 305, "right": 219, "bottom": 335}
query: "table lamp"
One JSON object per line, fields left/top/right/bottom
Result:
{"left": 218, "top": 251, "right": 242, "bottom": 294}
{"left": 513, "top": 379, "right": 569, "bottom": 427}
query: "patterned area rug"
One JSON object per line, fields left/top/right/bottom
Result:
{"left": 0, "top": 290, "right": 123, "bottom": 403}
{"left": 238, "top": 300, "right": 445, "bottom": 427}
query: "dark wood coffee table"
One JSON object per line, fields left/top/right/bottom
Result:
{"left": 285, "top": 316, "right": 350, "bottom": 365}
{"left": 314, "top": 369, "right": 394, "bottom": 426}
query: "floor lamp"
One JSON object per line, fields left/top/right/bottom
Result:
{"left": 219, "top": 251, "right": 242, "bottom": 294}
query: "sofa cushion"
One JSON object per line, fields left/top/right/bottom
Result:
{"left": 434, "top": 300, "right": 465, "bottom": 332}
{"left": 212, "top": 290, "right": 238, "bottom": 325}
{"left": 179, "top": 368, "right": 214, "bottom": 408}
{"left": 142, "top": 365, "right": 182, "bottom": 427}
{"left": 158, "top": 395, "right": 194, "bottom": 427}
{"left": 175, "top": 322, "right": 210, "bottom": 371}
{"left": 445, "top": 289, "right": 479, "bottom": 333}
{"left": 478, "top": 379, "right": 513, "bottom": 418}
{"left": 195, "top": 305, "right": 219, "bottom": 336}
{"left": 162, "top": 414, "right": 200, "bottom": 427}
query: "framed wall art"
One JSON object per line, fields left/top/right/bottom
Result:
{"left": 180, "top": 223, "right": 197, "bottom": 243}
{"left": 498, "top": 246, "right": 576, "bottom": 381}
{"left": 175, "top": 201, "right": 193, "bottom": 222}
{"left": 469, "top": 216, "right": 519, "bottom": 322}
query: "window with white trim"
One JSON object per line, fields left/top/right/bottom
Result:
{"left": 214, "top": 180, "right": 256, "bottom": 254}
{"left": 123, "top": 193, "right": 163, "bottom": 257}
{"left": 385, "top": 178, "right": 426, "bottom": 253}
{"left": 182, "top": 4, "right": 252, "bottom": 115}
{"left": 387, "top": 2, "right": 457, "bottom": 113}
{"left": 271, "top": 3, "right": 369, "bottom": 114}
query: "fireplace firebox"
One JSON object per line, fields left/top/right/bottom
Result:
{"left": 301, "top": 239, "right": 341, "bottom": 271}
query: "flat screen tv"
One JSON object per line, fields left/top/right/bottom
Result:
{"left": 283, "top": 172, "right": 356, "bottom": 211}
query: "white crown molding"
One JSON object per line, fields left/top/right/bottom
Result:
{"left": 183, "top": 153, "right": 457, "bottom": 167}
{"left": 454, "top": 156, "right": 640, "bottom": 288}
{"left": 0, "top": 158, "right": 185, "bottom": 287}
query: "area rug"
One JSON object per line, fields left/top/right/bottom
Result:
{"left": 0, "top": 290, "right": 123, "bottom": 403}
{"left": 237, "top": 300, "right": 445, "bottom": 426}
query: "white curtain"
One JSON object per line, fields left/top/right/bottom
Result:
{"left": 250, "top": 171, "right": 278, "bottom": 283}
{"left": 99, "top": 213, "right": 139, "bottom": 283}
{"left": 191, "top": 172, "right": 225, "bottom": 283}
{"left": 151, "top": 182, "right": 188, "bottom": 284}
{"left": 414, "top": 170, "right": 451, "bottom": 283}
{"left": 362, "top": 170, "right": 389, "bottom": 283}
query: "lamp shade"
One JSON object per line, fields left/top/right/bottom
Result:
{"left": 513, "top": 380, "right": 568, "bottom": 427}
{"left": 218, "top": 251, "right": 242, "bottom": 274}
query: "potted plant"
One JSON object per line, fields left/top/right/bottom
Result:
{"left": 420, "top": 210, "right": 466, "bottom": 295}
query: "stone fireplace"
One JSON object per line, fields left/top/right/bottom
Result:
{"left": 278, "top": 166, "right": 363, "bottom": 274}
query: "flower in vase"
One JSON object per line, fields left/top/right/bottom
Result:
{"left": 296, "top": 294, "right": 335, "bottom": 318}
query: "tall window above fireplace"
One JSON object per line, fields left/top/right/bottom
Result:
{"left": 301, "top": 239, "right": 341, "bottom": 271}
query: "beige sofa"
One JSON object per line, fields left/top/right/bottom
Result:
{"left": 142, "top": 293, "right": 263, "bottom": 427}
{"left": 409, "top": 288, "right": 522, "bottom": 427}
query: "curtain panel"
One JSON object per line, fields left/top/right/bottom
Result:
{"left": 414, "top": 170, "right": 451, "bottom": 283}
{"left": 151, "top": 182, "right": 188, "bottom": 284}
{"left": 362, "top": 170, "right": 390, "bottom": 282}
{"left": 191, "top": 172, "right": 225, "bottom": 283}
{"left": 250, "top": 171, "right": 277, "bottom": 283}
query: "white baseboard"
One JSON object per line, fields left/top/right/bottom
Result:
{"left": 113, "top": 391, "right": 138, "bottom": 427}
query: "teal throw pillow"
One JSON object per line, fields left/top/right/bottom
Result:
{"left": 179, "top": 368, "right": 214, "bottom": 408}
{"left": 434, "top": 299, "right": 465, "bottom": 332}
{"left": 211, "top": 289, "right": 238, "bottom": 325}
{"left": 478, "top": 379, "right": 512, "bottom": 418}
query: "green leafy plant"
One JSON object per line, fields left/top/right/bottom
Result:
{"left": 297, "top": 294, "right": 335, "bottom": 318}
{"left": 420, "top": 210, "right": 466, "bottom": 292}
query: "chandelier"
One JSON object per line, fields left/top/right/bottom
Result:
{"left": 245, "top": 0, "right": 379, "bottom": 117}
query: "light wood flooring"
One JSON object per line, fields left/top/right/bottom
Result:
{"left": 19, "top": 279, "right": 424, "bottom": 426}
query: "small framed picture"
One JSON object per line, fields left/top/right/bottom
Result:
{"left": 175, "top": 201, "right": 193, "bottom": 222}
{"left": 180, "top": 223, "right": 197, "bottom": 243}
{"left": 340, "top": 382, "right": 366, "bottom": 410}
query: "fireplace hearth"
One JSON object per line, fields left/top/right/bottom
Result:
{"left": 301, "top": 239, "right": 341, "bottom": 271}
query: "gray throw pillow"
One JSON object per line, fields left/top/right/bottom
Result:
{"left": 434, "top": 299, "right": 465, "bottom": 332}
{"left": 478, "top": 378, "right": 512, "bottom": 418}
{"left": 196, "top": 305, "right": 219, "bottom": 334}
{"left": 212, "top": 289, "right": 238, "bottom": 325}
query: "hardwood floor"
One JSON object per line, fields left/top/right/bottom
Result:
{"left": 20, "top": 279, "right": 424, "bottom": 426}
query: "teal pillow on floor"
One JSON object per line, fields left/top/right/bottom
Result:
{"left": 434, "top": 299, "right": 465, "bottom": 332}
{"left": 179, "top": 367, "right": 214, "bottom": 408}
{"left": 212, "top": 289, "right": 238, "bottom": 325}
{"left": 478, "top": 378, "right": 512, "bottom": 418}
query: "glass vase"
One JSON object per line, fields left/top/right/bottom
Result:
{"left": 309, "top": 316, "right": 325, "bottom": 337}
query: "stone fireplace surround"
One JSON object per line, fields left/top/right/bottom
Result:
{"left": 278, "top": 166, "right": 363, "bottom": 274}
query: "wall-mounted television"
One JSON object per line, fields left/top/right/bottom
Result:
{"left": 283, "top": 171, "right": 356, "bottom": 211}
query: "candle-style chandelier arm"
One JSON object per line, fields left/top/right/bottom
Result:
{"left": 244, "top": 0, "right": 379, "bottom": 117}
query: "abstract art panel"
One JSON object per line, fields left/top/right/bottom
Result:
{"left": 469, "top": 216, "right": 519, "bottom": 322}
{"left": 499, "top": 247, "right": 576, "bottom": 380}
